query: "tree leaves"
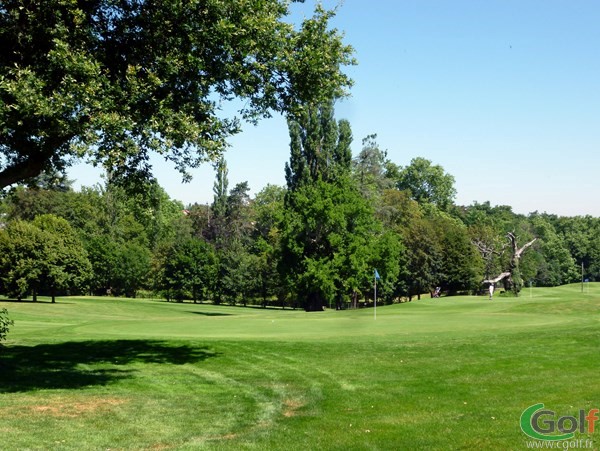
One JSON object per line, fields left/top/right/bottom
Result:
{"left": 0, "top": 0, "right": 354, "bottom": 189}
{"left": 0, "top": 215, "right": 91, "bottom": 301}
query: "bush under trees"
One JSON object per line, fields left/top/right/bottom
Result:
{"left": 0, "top": 308, "right": 13, "bottom": 344}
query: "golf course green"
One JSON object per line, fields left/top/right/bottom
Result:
{"left": 1, "top": 284, "right": 598, "bottom": 450}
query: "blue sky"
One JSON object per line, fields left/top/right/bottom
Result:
{"left": 71, "top": 0, "right": 600, "bottom": 216}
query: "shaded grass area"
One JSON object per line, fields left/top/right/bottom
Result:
{"left": 0, "top": 340, "right": 217, "bottom": 393}
{"left": 0, "top": 285, "right": 599, "bottom": 449}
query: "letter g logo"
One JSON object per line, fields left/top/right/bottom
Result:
{"left": 520, "top": 403, "right": 575, "bottom": 441}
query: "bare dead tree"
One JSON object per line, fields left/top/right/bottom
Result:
{"left": 473, "top": 238, "right": 508, "bottom": 281}
{"left": 480, "top": 232, "right": 537, "bottom": 296}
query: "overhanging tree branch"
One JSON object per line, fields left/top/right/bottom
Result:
{"left": 0, "top": 157, "right": 50, "bottom": 189}
{"left": 509, "top": 232, "right": 537, "bottom": 259}
{"left": 482, "top": 271, "right": 511, "bottom": 284}
{"left": 0, "top": 1, "right": 355, "bottom": 189}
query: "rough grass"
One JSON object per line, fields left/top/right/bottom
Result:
{"left": 1, "top": 284, "right": 599, "bottom": 449}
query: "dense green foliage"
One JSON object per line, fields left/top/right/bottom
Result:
{"left": 395, "top": 157, "right": 457, "bottom": 211}
{"left": 0, "top": 0, "right": 354, "bottom": 189}
{"left": 0, "top": 214, "right": 91, "bottom": 302}
{"left": 0, "top": 308, "right": 13, "bottom": 343}
{"left": 0, "top": 127, "right": 596, "bottom": 304}
{"left": 280, "top": 102, "right": 383, "bottom": 310}
{"left": 0, "top": 1, "right": 592, "bottom": 306}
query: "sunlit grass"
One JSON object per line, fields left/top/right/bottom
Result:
{"left": 1, "top": 284, "right": 599, "bottom": 449}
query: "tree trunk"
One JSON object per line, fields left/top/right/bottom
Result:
{"left": 304, "top": 292, "right": 324, "bottom": 311}
{"left": 482, "top": 233, "right": 536, "bottom": 297}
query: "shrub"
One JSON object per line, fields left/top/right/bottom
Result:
{"left": 0, "top": 308, "right": 14, "bottom": 343}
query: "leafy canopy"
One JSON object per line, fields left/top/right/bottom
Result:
{"left": 395, "top": 157, "right": 456, "bottom": 211}
{"left": 0, "top": 0, "right": 354, "bottom": 188}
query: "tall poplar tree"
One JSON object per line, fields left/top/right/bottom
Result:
{"left": 210, "top": 157, "right": 229, "bottom": 246}
{"left": 280, "top": 103, "right": 384, "bottom": 311}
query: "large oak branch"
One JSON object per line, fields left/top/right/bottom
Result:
{"left": 0, "top": 155, "right": 49, "bottom": 190}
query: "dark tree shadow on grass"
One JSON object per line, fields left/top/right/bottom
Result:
{"left": 0, "top": 299, "right": 75, "bottom": 304}
{"left": 187, "top": 311, "right": 232, "bottom": 316}
{"left": 0, "top": 340, "right": 219, "bottom": 393}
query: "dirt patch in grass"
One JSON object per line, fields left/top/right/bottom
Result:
{"left": 206, "top": 432, "right": 239, "bottom": 442}
{"left": 282, "top": 398, "right": 305, "bottom": 417}
{"left": 3, "top": 396, "right": 127, "bottom": 418}
{"left": 217, "top": 433, "right": 238, "bottom": 440}
{"left": 146, "top": 443, "right": 175, "bottom": 450}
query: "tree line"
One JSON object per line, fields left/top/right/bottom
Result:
{"left": 1, "top": 103, "right": 598, "bottom": 310}
{"left": 2, "top": 1, "right": 594, "bottom": 316}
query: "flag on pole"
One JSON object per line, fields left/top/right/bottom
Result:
{"left": 374, "top": 269, "right": 380, "bottom": 320}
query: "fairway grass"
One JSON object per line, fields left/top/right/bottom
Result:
{"left": 1, "top": 285, "right": 599, "bottom": 450}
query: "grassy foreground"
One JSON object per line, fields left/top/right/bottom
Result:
{"left": 1, "top": 285, "right": 599, "bottom": 450}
